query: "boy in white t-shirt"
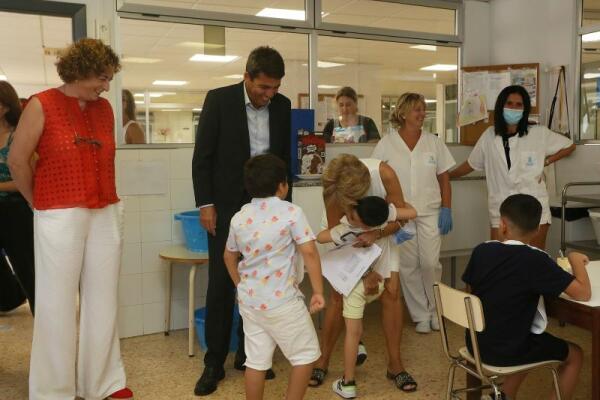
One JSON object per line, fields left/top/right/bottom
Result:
{"left": 224, "top": 154, "right": 325, "bottom": 400}
{"left": 316, "top": 196, "right": 416, "bottom": 398}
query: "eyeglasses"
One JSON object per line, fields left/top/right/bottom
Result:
{"left": 74, "top": 133, "right": 102, "bottom": 147}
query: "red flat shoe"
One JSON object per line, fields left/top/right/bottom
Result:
{"left": 107, "top": 388, "right": 133, "bottom": 399}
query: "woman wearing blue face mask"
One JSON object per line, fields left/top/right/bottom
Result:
{"left": 449, "top": 85, "right": 575, "bottom": 249}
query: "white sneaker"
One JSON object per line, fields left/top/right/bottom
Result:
{"left": 415, "top": 320, "right": 431, "bottom": 334}
{"left": 332, "top": 378, "right": 357, "bottom": 399}
{"left": 430, "top": 316, "right": 440, "bottom": 331}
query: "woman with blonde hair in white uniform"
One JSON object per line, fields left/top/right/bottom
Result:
{"left": 372, "top": 92, "right": 455, "bottom": 334}
{"left": 450, "top": 85, "right": 575, "bottom": 250}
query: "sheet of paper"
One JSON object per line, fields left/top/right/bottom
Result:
{"left": 462, "top": 71, "right": 488, "bottom": 97}
{"left": 320, "top": 243, "right": 382, "bottom": 297}
{"left": 486, "top": 71, "right": 512, "bottom": 110}
{"left": 458, "top": 92, "right": 487, "bottom": 126}
{"left": 511, "top": 68, "right": 537, "bottom": 107}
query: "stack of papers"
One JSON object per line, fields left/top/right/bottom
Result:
{"left": 320, "top": 244, "right": 382, "bottom": 296}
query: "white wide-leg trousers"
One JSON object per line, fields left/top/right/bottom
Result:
{"left": 29, "top": 203, "right": 127, "bottom": 400}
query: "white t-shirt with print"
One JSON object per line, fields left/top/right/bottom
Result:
{"left": 226, "top": 196, "right": 315, "bottom": 311}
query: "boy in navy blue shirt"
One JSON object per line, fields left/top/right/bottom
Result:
{"left": 462, "top": 194, "right": 591, "bottom": 400}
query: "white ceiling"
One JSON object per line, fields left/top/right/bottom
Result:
{"left": 0, "top": 12, "right": 71, "bottom": 87}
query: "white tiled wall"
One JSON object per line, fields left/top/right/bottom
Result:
{"left": 116, "top": 147, "right": 209, "bottom": 338}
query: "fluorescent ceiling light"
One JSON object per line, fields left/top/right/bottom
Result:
{"left": 193, "top": 108, "right": 203, "bottom": 111}
{"left": 223, "top": 74, "right": 244, "bottom": 79}
{"left": 318, "top": 61, "right": 344, "bottom": 68}
{"left": 410, "top": 45, "right": 437, "bottom": 51}
{"left": 0, "top": 75, "right": 6, "bottom": 80}
{"left": 257, "top": 7, "right": 305, "bottom": 20}
{"left": 256, "top": 8, "right": 329, "bottom": 20}
{"left": 178, "top": 41, "right": 224, "bottom": 49}
{"left": 161, "top": 109, "right": 182, "bottom": 112}
{"left": 122, "top": 57, "right": 162, "bottom": 64}
{"left": 190, "top": 54, "right": 239, "bottom": 63}
{"left": 425, "top": 99, "right": 437, "bottom": 103}
{"left": 134, "top": 92, "right": 176, "bottom": 98}
{"left": 318, "top": 84, "right": 341, "bottom": 89}
{"left": 584, "top": 72, "right": 600, "bottom": 79}
{"left": 302, "top": 61, "right": 345, "bottom": 68}
{"left": 134, "top": 100, "right": 144, "bottom": 104}
{"left": 153, "top": 80, "right": 188, "bottom": 86}
{"left": 420, "top": 64, "right": 457, "bottom": 71}
{"left": 583, "top": 32, "right": 600, "bottom": 42}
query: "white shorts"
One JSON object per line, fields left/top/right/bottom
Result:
{"left": 239, "top": 297, "right": 320, "bottom": 371}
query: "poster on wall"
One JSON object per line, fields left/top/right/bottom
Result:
{"left": 462, "top": 67, "right": 537, "bottom": 110}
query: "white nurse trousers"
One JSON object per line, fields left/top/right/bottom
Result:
{"left": 29, "top": 203, "right": 127, "bottom": 400}
{"left": 398, "top": 212, "right": 441, "bottom": 323}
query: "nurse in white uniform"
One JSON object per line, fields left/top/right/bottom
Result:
{"left": 372, "top": 92, "right": 455, "bottom": 333}
{"left": 450, "top": 85, "right": 575, "bottom": 249}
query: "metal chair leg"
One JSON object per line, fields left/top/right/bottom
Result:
{"left": 446, "top": 362, "right": 457, "bottom": 400}
{"left": 551, "top": 368, "right": 562, "bottom": 400}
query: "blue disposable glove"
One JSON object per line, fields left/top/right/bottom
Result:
{"left": 394, "top": 229, "right": 414, "bottom": 244}
{"left": 438, "top": 207, "right": 452, "bottom": 235}
{"left": 393, "top": 221, "right": 416, "bottom": 244}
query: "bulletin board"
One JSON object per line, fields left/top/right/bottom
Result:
{"left": 460, "top": 63, "right": 539, "bottom": 145}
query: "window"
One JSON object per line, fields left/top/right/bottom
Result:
{"left": 320, "top": 0, "right": 457, "bottom": 36}
{"left": 118, "top": 0, "right": 308, "bottom": 22}
{"left": 117, "top": 1, "right": 462, "bottom": 144}
{"left": 316, "top": 35, "right": 458, "bottom": 141}
{"left": 118, "top": 17, "right": 309, "bottom": 143}
{"left": 583, "top": 0, "right": 600, "bottom": 27}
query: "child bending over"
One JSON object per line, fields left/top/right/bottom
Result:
{"left": 317, "top": 196, "right": 417, "bottom": 398}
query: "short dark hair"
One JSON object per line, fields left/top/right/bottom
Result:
{"left": 245, "top": 46, "right": 285, "bottom": 80}
{"left": 494, "top": 85, "right": 531, "bottom": 138}
{"left": 499, "top": 194, "right": 541, "bottom": 233}
{"left": 244, "top": 154, "right": 287, "bottom": 198}
{"left": 355, "top": 196, "right": 389, "bottom": 227}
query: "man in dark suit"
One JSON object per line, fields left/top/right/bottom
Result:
{"left": 192, "top": 46, "right": 292, "bottom": 396}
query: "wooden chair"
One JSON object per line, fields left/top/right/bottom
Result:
{"left": 433, "top": 283, "right": 562, "bottom": 400}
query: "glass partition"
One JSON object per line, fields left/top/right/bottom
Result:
{"left": 118, "top": 17, "right": 309, "bottom": 144}
{"left": 321, "top": 0, "right": 456, "bottom": 35}
{"left": 316, "top": 35, "right": 458, "bottom": 142}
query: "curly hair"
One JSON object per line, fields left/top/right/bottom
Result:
{"left": 0, "top": 81, "right": 22, "bottom": 127}
{"left": 390, "top": 92, "right": 426, "bottom": 129}
{"left": 322, "top": 154, "right": 370, "bottom": 213}
{"left": 56, "top": 38, "right": 121, "bottom": 83}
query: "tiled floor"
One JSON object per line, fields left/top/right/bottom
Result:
{"left": 0, "top": 303, "right": 593, "bottom": 399}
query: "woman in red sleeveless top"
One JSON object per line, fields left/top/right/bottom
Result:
{"left": 8, "top": 38, "right": 133, "bottom": 400}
